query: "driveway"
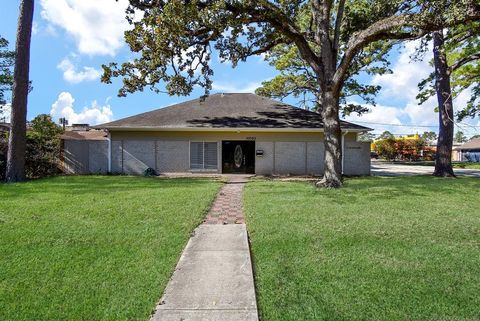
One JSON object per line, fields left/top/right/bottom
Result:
{"left": 371, "top": 160, "right": 480, "bottom": 177}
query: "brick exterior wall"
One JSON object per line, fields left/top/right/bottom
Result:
{"left": 122, "top": 140, "right": 156, "bottom": 175}
{"left": 64, "top": 131, "right": 370, "bottom": 176}
{"left": 62, "top": 140, "right": 108, "bottom": 174}
{"left": 255, "top": 142, "right": 274, "bottom": 175}
{"left": 343, "top": 141, "right": 371, "bottom": 175}
{"left": 156, "top": 140, "right": 190, "bottom": 172}
{"left": 307, "top": 141, "right": 324, "bottom": 175}
{"left": 274, "top": 142, "right": 307, "bottom": 175}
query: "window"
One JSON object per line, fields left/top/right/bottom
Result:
{"left": 190, "top": 142, "right": 218, "bottom": 170}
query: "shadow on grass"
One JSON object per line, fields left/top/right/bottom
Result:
{"left": 247, "top": 176, "right": 480, "bottom": 207}
{"left": 0, "top": 175, "right": 220, "bottom": 198}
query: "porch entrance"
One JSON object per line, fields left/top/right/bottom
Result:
{"left": 222, "top": 141, "right": 255, "bottom": 174}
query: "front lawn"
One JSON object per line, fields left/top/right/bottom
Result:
{"left": 245, "top": 177, "right": 480, "bottom": 321}
{"left": 453, "top": 162, "right": 480, "bottom": 169}
{"left": 0, "top": 176, "right": 221, "bottom": 321}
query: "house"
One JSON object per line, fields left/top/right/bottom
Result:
{"left": 60, "top": 124, "right": 109, "bottom": 174}
{"left": 62, "top": 93, "right": 372, "bottom": 176}
{"left": 454, "top": 138, "right": 480, "bottom": 162}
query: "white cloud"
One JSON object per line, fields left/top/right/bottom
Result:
{"left": 344, "top": 103, "right": 408, "bottom": 134}
{"left": 212, "top": 81, "right": 262, "bottom": 93}
{"left": 32, "top": 21, "right": 39, "bottom": 35}
{"left": 57, "top": 57, "right": 101, "bottom": 84}
{"left": 40, "top": 0, "right": 132, "bottom": 56}
{"left": 372, "top": 40, "right": 433, "bottom": 101}
{"left": 50, "top": 92, "right": 113, "bottom": 125}
{"left": 0, "top": 104, "right": 11, "bottom": 123}
{"left": 349, "top": 40, "right": 480, "bottom": 137}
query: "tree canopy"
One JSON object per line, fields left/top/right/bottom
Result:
{"left": 421, "top": 130, "right": 437, "bottom": 143}
{"left": 454, "top": 130, "right": 468, "bottom": 143}
{"left": 104, "top": 0, "right": 479, "bottom": 98}
{"left": 417, "top": 21, "right": 480, "bottom": 121}
{"left": 0, "top": 36, "right": 14, "bottom": 114}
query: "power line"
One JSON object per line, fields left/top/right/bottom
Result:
{"left": 352, "top": 121, "right": 437, "bottom": 128}
{"left": 351, "top": 120, "right": 480, "bottom": 129}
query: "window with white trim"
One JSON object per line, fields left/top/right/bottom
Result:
{"left": 190, "top": 142, "right": 218, "bottom": 170}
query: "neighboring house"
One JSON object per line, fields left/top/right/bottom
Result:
{"left": 60, "top": 125, "right": 109, "bottom": 174}
{"left": 63, "top": 93, "right": 372, "bottom": 176}
{"left": 454, "top": 138, "right": 480, "bottom": 162}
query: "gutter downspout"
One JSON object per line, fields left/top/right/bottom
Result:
{"left": 107, "top": 131, "right": 111, "bottom": 173}
{"left": 341, "top": 130, "right": 348, "bottom": 174}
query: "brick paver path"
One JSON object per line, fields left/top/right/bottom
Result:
{"left": 204, "top": 182, "right": 245, "bottom": 224}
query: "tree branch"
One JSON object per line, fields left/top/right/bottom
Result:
{"left": 334, "top": 6, "right": 480, "bottom": 94}
{"left": 449, "top": 53, "right": 480, "bottom": 73}
{"left": 332, "top": 0, "right": 346, "bottom": 56}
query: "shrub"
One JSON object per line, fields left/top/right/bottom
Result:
{"left": 144, "top": 167, "right": 157, "bottom": 177}
{"left": 0, "top": 136, "right": 7, "bottom": 180}
{"left": 375, "top": 137, "right": 398, "bottom": 161}
{"left": 1, "top": 114, "right": 63, "bottom": 181}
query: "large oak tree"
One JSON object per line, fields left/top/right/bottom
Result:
{"left": 104, "top": 0, "right": 479, "bottom": 187}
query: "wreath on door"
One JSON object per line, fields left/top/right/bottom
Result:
{"left": 234, "top": 145, "right": 243, "bottom": 168}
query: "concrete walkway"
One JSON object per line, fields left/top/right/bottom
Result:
{"left": 151, "top": 177, "right": 258, "bottom": 321}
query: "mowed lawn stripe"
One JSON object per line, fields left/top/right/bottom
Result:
{"left": 244, "top": 177, "right": 480, "bottom": 321}
{"left": 0, "top": 176, "right": 221, "bottom": 321}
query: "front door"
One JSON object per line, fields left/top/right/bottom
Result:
{"left": 222, "top": 141, "right": 255, "bottom": 174}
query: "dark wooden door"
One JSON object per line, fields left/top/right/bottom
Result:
{"left": 222, "top": 141, "right": 255, "bottom": 174}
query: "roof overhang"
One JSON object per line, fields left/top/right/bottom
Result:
{"left": 96, "top": 126, "right": 371, "bottom": 133}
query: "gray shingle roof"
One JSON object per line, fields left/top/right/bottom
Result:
{"left": 61, "top": 130, "right": 108, "bottom": 141}
{"left": 95, "top": 93, "right": 371, "bottom": 131}
{"left": 455, "top": 138, "right": 480, "bottom": 150}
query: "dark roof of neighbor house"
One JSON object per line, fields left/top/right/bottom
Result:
{"left": 95, "top": 93, "right": 371, "bottom": 131}
{"left": 61, "top": 130, "right": 108, "bottom": 141}
{"left": 454, "top": 138, "right": 480, "bottom": 150}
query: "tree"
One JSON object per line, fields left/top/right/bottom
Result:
{"left": 358, "top": 132, "right": 376, "bottom": 142}
{"left": 432, "top": 30, "right": 455, "bottom": 176}
{"left": 0, "top": 36, "right": 15, "bottom": 121}
{"left": 25, "top": 114, "right": 63, "bottom": 178}
{"left": 378, "top": 130, "right": 395, "bottom": 140}
{"left": 454, "top": 130, "right": 468, "bottom": 143}
{"left": 6, "top": 0, "right": 34, "bottom": 182}
{"left": 417, "top": 22, "right": 479, "bottom": 176}
{"left": 1, "top": 114, "right": 63, "bottom": 180}
{"left": 470, "top": 134, "right": 480, "bottom": 140}
{"left": 451, "top": 22, "right": 480, "bottom": 121}
{"left": 421, "top": 131, "right": 437, "bottom": 143}
{"left": 103, "top": 0, "right": 480, "bottom": 187}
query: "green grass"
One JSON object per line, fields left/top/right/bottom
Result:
{"left": 0, "top": 176, "right": 221, "bottom": 321}
{"left": 245, "top": 177, "right": 480, "bottom": 321}
{"left": 453, "top": 162, "right": 480, "bottom": 169}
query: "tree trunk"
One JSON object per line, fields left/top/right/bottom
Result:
{"left": 317, "top": 91, "right": 343, "bottom": 188}
{"left": 6, "top": 0, "right": 34, "bottom": 182}
{"left": 432, "top": 30, "right": 455, "bottom": 177}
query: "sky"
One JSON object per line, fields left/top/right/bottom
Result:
{"left": 1, "top": 0, "right": 479, "bottom": 137}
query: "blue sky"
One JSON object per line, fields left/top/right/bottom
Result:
{"left": 1, "top": 0, "right": 479, "bottom": 136}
